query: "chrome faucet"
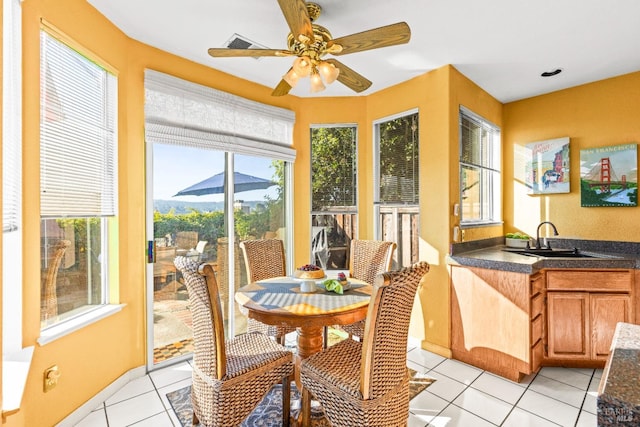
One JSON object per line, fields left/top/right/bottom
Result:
{"left": 535, "top": 221, "right": 559, "bottom": 249}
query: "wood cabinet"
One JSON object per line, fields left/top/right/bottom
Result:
{"left": 546, "top": 270, "right": 632, "bottom": 363}
{"left": 450, "top": 266, "right": 543, "bottom": 382}
{"left": 547, "top": 292, "right": 590, "bottom": 359}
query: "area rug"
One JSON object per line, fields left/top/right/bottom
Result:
{"left": 166, "top": 368, "right": 434, "bottom": 426}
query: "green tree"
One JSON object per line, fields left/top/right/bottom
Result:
{"left": 310, "top": 127, "right": 357, "bottom": 211}
{"left": 378, "top": 113, "right": 419, "bottom": 203}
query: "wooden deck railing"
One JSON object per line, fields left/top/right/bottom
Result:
{"left": 378, "top": 205, "right": 420, "bottom": 268}
{"left": 312, "top": 205, "right": 420, "bottom": 270}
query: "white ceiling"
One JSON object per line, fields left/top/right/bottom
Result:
{"left": 87, "top": 0, "right": 640, "bottom": 103}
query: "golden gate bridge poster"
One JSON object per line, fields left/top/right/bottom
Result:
{"left": 525, "top": 137, "right": 570, "bottom": 194}
{"left": 580, "top": 143, "right": 638, "bottom": 207}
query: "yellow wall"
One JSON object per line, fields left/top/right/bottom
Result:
{"left": 5, "top": 0, "right": 639, "bottom": 425}
{"left": 503, "top": 71, "right": 640, "bottom": 241}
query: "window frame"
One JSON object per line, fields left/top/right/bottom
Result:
{"left": 38, "top": 26, "right": 121, "bottom": 337}
{"left": 372, "top": 109, "right": 420, "bottom": 268}
{"left": 458, "top": 105, "right": 502, "bottom": 227}
{"left": 309, "top": 124, "right": 358, "bottom": 270}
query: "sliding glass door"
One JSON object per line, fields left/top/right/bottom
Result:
{"left": 147, "top": 143, "right": 290, "bottom": 368}
{"left": 143, "top": 70, "right": 295, "bottom": 369}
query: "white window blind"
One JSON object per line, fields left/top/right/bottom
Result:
{"left": 459, "top": 106, "right": 501, "bottom": 224}
{"left": 144, "top": 70, "right": 296, "bottom": 162}
{"left": 40, "top": 30, "right": 118, "bottom": 218}
{"left": 377, "top": 111, "right": 420, "bottom": 204}
{"left": 2, "top": 0, "right": 22, "bottom": 232}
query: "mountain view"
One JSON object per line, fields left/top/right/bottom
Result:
{"left": 153, "top": 199, "right": 265, "bottom": 214}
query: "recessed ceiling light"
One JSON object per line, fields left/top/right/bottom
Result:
{"left": 541, "top": 68, "right": 563, "bottom": 77}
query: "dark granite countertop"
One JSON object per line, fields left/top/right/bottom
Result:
{"left": 446, "top": 237, "right": 640, "bottom": 274}
{"left": 597, "top": 322, "right": 640, "bottom": 425}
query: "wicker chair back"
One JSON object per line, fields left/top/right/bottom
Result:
{"left": 239, "top": 238, "right": 286, "bottom": 282}
{"left": 349, "top": 240, "right": 397, "bottom": 284}
{"left": 360, "top": 261, "right": 430, "bottom": 399}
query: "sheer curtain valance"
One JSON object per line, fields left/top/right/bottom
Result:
{"left": 144, "top": 70, "right": 296, "bottom": 162}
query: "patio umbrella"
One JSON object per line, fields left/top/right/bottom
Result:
{"left": 173, "top": 171, "right": 276, "bottom": 197}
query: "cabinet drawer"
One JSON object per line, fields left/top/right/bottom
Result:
{"left": 547, "top": 270, "right": 631, "bottom": 292}
{"left": 530, "top": 274, "right": 544, "bottom": 295}
{"left": 531, "top": 314, "right": 543, "bottom": 346}
{"left": 531, "top": 293, "right": 544, "bottom": 319}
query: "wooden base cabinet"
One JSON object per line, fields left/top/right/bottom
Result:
{"left": 450, "top": 266, "right": 543, "bottom": 382}
{"left": 547, "top": 292, "right": 590, "bottom": 359}
{"left": 546, "top": 270, "right": 632, "bottom": 363}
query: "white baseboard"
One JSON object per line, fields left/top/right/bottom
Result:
{"left": 56, "top": 365, "right": 147, "bottom": 427}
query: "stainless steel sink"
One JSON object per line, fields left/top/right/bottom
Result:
{"left": 502, "top": 248, "right": 596, "bottom": 258}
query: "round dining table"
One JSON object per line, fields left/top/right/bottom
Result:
{"left": 235, "top": 275, "right": 372, "bottom": 427}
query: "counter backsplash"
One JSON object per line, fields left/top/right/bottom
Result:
{"left": 450, "top": 237, "right": 640, "bottom": 256}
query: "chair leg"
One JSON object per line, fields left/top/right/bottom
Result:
{"left": 192, "top": 412, "right": 200, "bottom": 425}
{"left": 302, "top": 388, "right": 312, "bottom": 426}
{"left": 323, "top": 326, "right": 328, "bottom": 348}
{"left": 278, "top": 334, "right": 286, "bottom": 346}
{"left": 282, "top": 374, "right": 292, "bottom": 426}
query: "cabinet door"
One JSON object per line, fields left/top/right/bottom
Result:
{"left": 591, "top": 294, "right": 630, "bottom": 360}
{"left": 547, "top": 292, "right": 590, "bottom": 359}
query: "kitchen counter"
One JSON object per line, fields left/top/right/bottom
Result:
{"left": 597, "top": 322, "right": 640, "bottom": 425}
{"left": 447, "top": 237, "right": 640, "bottom": 274}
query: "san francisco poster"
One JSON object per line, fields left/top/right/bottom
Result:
{"left": 525, "top": 137, "right": 570, "bottom": 194}
{"left": 580, "top": 143, "right": 637, "bottom": 207}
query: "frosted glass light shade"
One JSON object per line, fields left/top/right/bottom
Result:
{"left": 310, "top": 71, "right": 326, "bottom": 93}
{"left": 317, "top": 61, "right": 340, "bottom": 84}
{"left": 292, "top": 56, "right": 312, "bottom": 77}
{"left": 283, "top": 69, "right": 300, "bottom": 87}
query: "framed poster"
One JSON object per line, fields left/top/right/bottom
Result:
{"left": 580, "top": 143, "right": 637, "bottom": 207}
{"left": 525, "top": 137, "right": 570, "bottom": 194}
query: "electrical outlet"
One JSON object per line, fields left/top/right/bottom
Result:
{"left": 43, "top": 365, "right": 60, "bottom": 392}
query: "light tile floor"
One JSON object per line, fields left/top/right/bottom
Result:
{"left": 72, "top": 336, "right": 601, "bottom": 426}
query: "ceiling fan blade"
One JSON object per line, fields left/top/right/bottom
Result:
{"left": 277, "top": 0, "right": 314, "bottom": 41}
{"left": 325, "top": 59, "right": 372, "bottom": 93}
{"left": 272, "top": 78, "right": 293, "bottom": 97}
{"left": 329, "top": 22, "right": 411, "bottom": 56}
{"left": 208, "top": 48, "right": 292, "bottom": 58}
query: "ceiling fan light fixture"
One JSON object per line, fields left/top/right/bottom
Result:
{"left": 292, "top": 56, "right": 312, "bottom": 77}
{"left": 283, "top": 69, "right": 300, "bottom": 87}
{"left": 310, "top": 69, "right": 326, "bottom": 93}
{"left": 317, "top": 61, "right": 340, "bottom": 85}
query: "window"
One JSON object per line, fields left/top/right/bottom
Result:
{"left": 3, "top": 0, "right": 24, "bottom": 356}
{"left": 459, "top": 106, "right": 501, "bottom": 225}
{"left": 310, "top": 125, "right": 357, "bottom": 270}
{"left": 374, "top": 111, "right": 419, "bottom": 268}
{"left": 377, "top": 113, "right": 419, "bottom": 204}
{"left": 39, "top": 30, "right": 118, "bottom": 328}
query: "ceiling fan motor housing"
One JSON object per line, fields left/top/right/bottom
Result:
{"left": 287, "top": 24, "right": 333, "bottom": 62}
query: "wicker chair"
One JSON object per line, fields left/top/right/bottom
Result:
{"left": 339, "top": 239, "right": 397, "bottom": 339}
{"left": 174, "top": 256, "right": 294, "bottom": 427}
{"left": 41, "top": 239, "right": 71, "bottom": 323}
{"left": 239, "top": 239, "right": 296, "bottom": 344}
{"left": 301, "top": 261, "right": 429, "bottom": 427}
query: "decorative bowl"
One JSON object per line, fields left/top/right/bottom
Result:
{"left": 505, "top": 237, "right": 530, "bottom": 248}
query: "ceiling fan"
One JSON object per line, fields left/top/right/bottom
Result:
{"left": 207, "top": 0, "right": 411, "bottom": 96}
